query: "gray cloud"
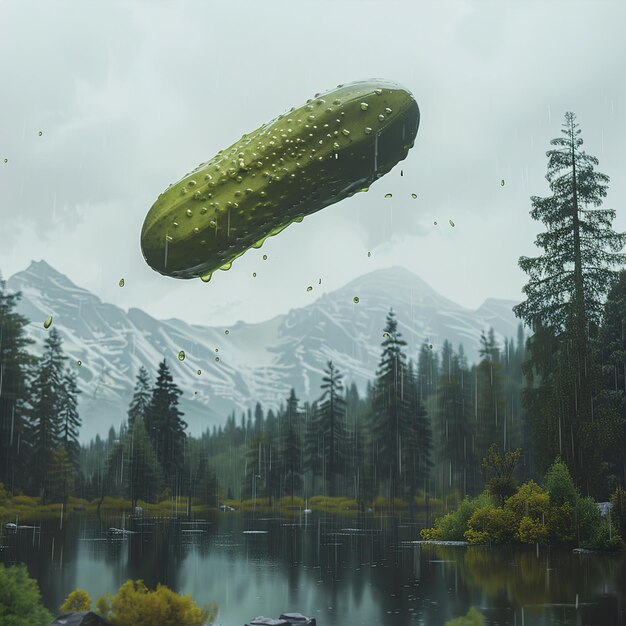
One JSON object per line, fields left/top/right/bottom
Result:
{"left": 1, "top": 0, "right": 625, "bottom": 324}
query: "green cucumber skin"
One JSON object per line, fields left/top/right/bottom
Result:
{"left": 141, "top": 79, "right": 419, "bottom": 280}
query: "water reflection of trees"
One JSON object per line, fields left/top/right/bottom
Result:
{"left": 435, "top": 544, "right": 626, "bottom": 622}
{"left": 9, "top": 513, "right": 626, "bottom": 624}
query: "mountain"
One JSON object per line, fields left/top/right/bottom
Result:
{"left": 7, "top": 260, "right": 523, "bottom": 441}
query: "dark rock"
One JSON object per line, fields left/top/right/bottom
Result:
{"left": 279, "top": 612, "right": 316, "bottom": 625}
{"left": 51, "top": 611, "right": 112, "bottom": 625}
{"left": 245, "top": 618, "right": 290, "bottom": 626}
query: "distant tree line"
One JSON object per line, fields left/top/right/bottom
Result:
{"left": 1, "top": 112, "right": 626, "bottom": 505}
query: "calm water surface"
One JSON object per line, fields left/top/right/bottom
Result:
{"left": 1, "top": 512, "right": 625, "bottom": 625}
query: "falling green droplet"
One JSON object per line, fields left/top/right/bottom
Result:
{"left": 194, "top": 391, "right": 198, "bottom": 395}
{"left": 43, "top": 316, "right": 53, "bottom": 329}
{"left": 262, "top": 254, "right": 268, "bottom": 260}
{"left": 197, "top": 369, "right": 202, "bottom": 375}
{"left": 429, "top": 344, "right": 433, "bottom": 349}
{"left": 501, "top": 179, "right": 505, "bottom": 186}
{"left": 318, "top": 278, "right": 321, "bottom": 285}
{"left": 215, "top": 356, "right": 220, "bottom": 362}
{"left": 3, "top": 158, "right": 7, "bottom": 164}
{"left": 368, "top": 251, "right": 371, "bottom": 257}
{"left": 77, "top": 360, "right": 82, "bottom": 366}
{"left": 353, "top": 296, "right": 360, "bottom": 304}
{"left": 178, "top": 350, "right": 185, "bottom": 361}
{"left": 307, "top": 286, "right": 313, "bottom": 292}
{"left": 118, "top": 278, "right": 125, "bottom": 287}
{"left": 224, "top": 329, "right": 230, "bottom": 335}
{"left": 38, "top": 131, "right": 43, "bottom": 137}
{"left": 449, "top": 219, "right": 455, "bottom": 227}
{"left": 383, "top": 332, "right": 390, "bottom": 339}
{"left": 215, "top": 348, "right": 219, "bottom": 352}
{"left": 384, "top": 193, "right": 392, "bottom": 198}
{"left": 411, "top": 193, "right": 417, "bottom": 199}
{"left": 252, "top": 272, "right": 257, "bottom": 277}
{"left": 400, "top": 170, "right": 403, "bottom": 176}
{"left": 434, "top": 221, "right": 438, "bottom": 226}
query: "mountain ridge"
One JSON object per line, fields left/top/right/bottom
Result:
{"left": 7, "top": 259, "right": 523, "bottom": 442}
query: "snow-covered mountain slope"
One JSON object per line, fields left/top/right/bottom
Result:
{"left": 7, "top": 261, "right": 523, "bottom": 441}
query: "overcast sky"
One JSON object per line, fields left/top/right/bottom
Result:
{"left": 1, "top": 0, "right": 625, "bottom": 326}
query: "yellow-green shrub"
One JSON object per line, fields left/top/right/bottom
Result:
{"left": 504, "top": 480, "right": 549, "bottom": 522}
{"left": 444, "top": 606, "right": 486, "bottom": 625}
{"left": 547, "top": 501, "right": 575, "bottom": 543}
{"left": 420, "top": 492, "right": 494, "bottom": 541}
{"left": 60, "top": 588, "right": 91, "bottom": 612}
{"left": 517, "top": 516, "right": 548, "bottom": 544}
{"left": 465, "top": 506, "right": 515, "bottom": 544}
{"left": 96, "top": 579, "right": 217, "bottom": 626}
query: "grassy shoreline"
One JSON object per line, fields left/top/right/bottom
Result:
{"left": 1, "top": 493, "right": 444, "bottom": 524}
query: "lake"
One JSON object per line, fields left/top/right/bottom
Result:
{"left": 2, "top": 511, "right": 625, "bottom": 625}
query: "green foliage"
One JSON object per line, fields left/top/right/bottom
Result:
{"left": 0, "top": 563, "right": 52, "bottom": 626}
{"left": 581, "top": 516, "right": 624, "bottom": 551}
{"left": 517, "top": 515, "right": 549, "bottom": 544}
{"left": 576, "top": 496, "right": 601, "bottom": 544}
{"left": 547, "top": 501, "right": 576, "bottom": 543}
{"left": 610, "top": 487, "right": 626, "bottom": 539}
{"left": 60, "top": 588, "right": 91, "bottom": 612}
{"left": 544, "top": 457, "right": 578, "bottom": 507}
{"left": 421, "top": 492, "right": 494, "bottom": 541}
{"left": 95, "top": 579, "right": 217, "bottom": 626}
{"left": 513, "top": 112, "right": 626, "bottom": 486}
{"left": 315, "top": 361, "right": 347, "bottom": 497}
{"left": 465, "top": 505, "right": 515, "bottom": 544}
{"left": 504, "top": 480, "right": 550, "bottom": 521}
{"left": 47, "top": 445, "right": 75, "bottom": 504}
{"left": 444, "top": 606, "right": 486, "bottom": 626}
{"left": 371, "top": 310, "right": 410, "bottom": 504}
{"left": 0, "top": 278, "right": 36, "bottom": 494}
{"left": 482, "top": 444, "right": 521, "bottom": 504}
{"left": 144, "top": 359, "right": 187, "bottom": 491}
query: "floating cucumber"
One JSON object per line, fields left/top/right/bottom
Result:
{"left": 141, "top": 79, "right": 420, "bottom": 281}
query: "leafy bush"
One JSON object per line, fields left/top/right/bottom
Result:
{"left": 517, "top": 515, "right": 548, "bottom": 544}
{"left": 465, "top": 506, "right": 515, "bottom": 544}
{"left": 544, "top": 457, "right": 578, "bottom": 507}
{"left": 11, "top": 495, "right": 38, "bottom": 507}
{"left": 420, "top": 492, "right": 494, "bottom": 541}
{"left": 444, "top": 606, "right": 486, "bottom": 625}
{"left": 60, "top": 588, "right": 91, "bottom": 612}
{"left": 610, "top": 487, "right": 626, "bottom": 540}
{"left": 482, "top": 445, "right": 522, "bottom": 504}
{"left": 547, "top": 501, "right": 575, "bottom": 543}
{"left": 505, "top": 480, "right": 550, "bottom": 521}
{"left": 581, "top": 516, "right": 624, "bottom": 551}
{"left": 575, "top": 496, "right": 601, "bottom": 545}
{"left": 0, "top": 563, "right": 52, "bottom": 626}
{"left": 95, "top": 579, "right": 217, "bottom": 626}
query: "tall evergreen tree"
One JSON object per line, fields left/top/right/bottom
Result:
{"left": 371, "top": 309, "right": 411, "bottom": 510}
{"left": 125, "top": 416, "right": 162, "bottom": 507}
{"left": 475, "top": 328, "right": 506, "bottom": 457}
{"left": 30, "top": 328, "right": 67, "bottom": 500}
{"left": 0, "top": 277, "right": 36, "bottom": 492}
{"left": 145, "top": 359, "right": 187, "bottom": 491}
{"left": 404, "top": 359, "right": 432, "bottom": 501}
{"left": 279, "top": 389, "right": 302, "bottom": 501}
{"left": 316, "top": 361, "right": 347, "bottom": 497}
{"left": 436, "top": 342, "right": 470, "bottom": 496}
{"left": 127, "top": 366, "right": 151, "bottom": 432}
{"left": 58, "top": 369, "right": 81, "bottom": 472}
{"left": 513, "top": 111, "right": 626, "bottom": 486}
